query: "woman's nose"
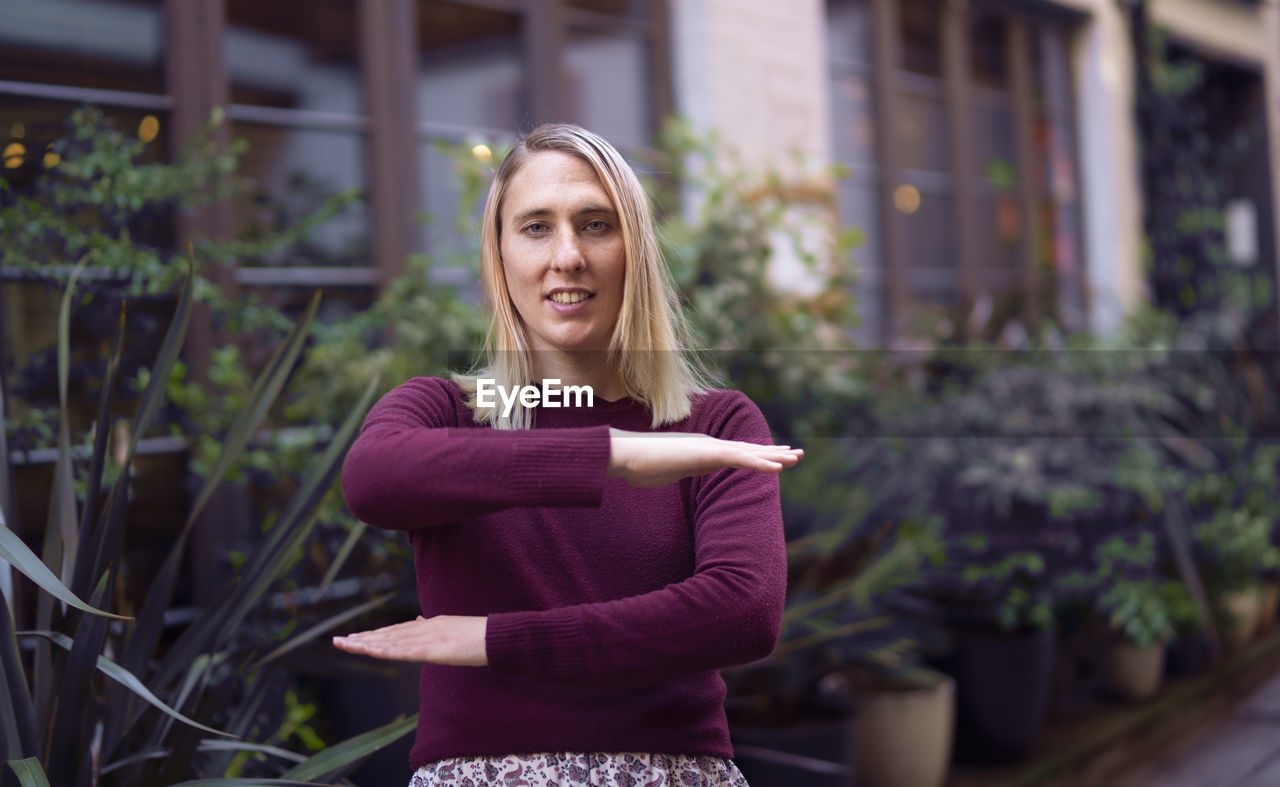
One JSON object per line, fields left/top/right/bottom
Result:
{"left": 550, "top": 231, "right": 586, "bottom": 272}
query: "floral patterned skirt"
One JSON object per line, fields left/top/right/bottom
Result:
{"left": 409, "top": 752, "right": 750, "bottom": 786}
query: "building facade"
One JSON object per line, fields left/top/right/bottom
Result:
{"left": 670, "top": 0, "right": 1280, "bottom": 344}
{"left": 2, "top": 0, "right": 1278, "bottom": 347}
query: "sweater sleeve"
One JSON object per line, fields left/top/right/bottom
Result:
{"left": 341, "top": 377, "right": 611, "bottom": 529}
{"left": 484, "top": 391, "right": 787, "bottom": 689}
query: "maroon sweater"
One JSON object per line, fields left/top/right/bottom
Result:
{"left": 341, "top": 377, "right": 786, "bottom": 767}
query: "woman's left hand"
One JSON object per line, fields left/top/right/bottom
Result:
{"left": 333, "top": 615, "right": 488, "bottom": 666}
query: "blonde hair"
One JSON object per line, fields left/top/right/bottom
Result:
{"left": 453, "top": 123, "right": 709, "bottom": 429}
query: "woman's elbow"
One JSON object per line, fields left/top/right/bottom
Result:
{"left": 340, "top": 442, "right": 393, "bottom": 527}
{"left": 729, "top": 592, "right": 783, "bottom": 664}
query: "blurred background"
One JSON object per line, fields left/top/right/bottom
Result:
{"left": 3, "top": 1, "right": 1280, "bottom": 786}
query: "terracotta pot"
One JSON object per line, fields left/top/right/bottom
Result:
{"left": 851, "top": 671, "right": 955, "bottom": 787}
{"left": 1103, "top": 639, "right": 1165, "bottom": 700}
{"left": 1257, "top": 580, "right": 1279, "bottom": 636}
{"left": 1220, "top": 587, "right": 1262, "bottom": 651}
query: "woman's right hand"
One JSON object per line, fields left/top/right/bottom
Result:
{"left": 606, "top": 428, "right": 803, "bottom": 488}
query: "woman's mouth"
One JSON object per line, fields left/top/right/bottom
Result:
{"left": 548, "top": 291, "right": 592, "bottom": 305}
{"left": 546, "top": 290, "right": 595, "bottom": 312}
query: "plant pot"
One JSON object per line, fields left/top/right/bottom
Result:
{"left": 850, "top": 671, "right": 955, "bottom": 787}
{"left": 1165, "top": 632, "right": 1212, "bottom": 676}
{"left": 1219, "top": 587, "right": 1261, "bottom": 651}
{"left": 1257, "top": 580, "right": 1279, "bottom": 636}
{"left": 1103, "top": 639, "right": 1165, "bottom": 701}
{"left": 935, "top": 625, "right": 1056, "bottom": 764}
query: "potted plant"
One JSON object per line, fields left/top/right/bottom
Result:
{"left": 0, "top": 269, "right": 413, "bottom": 785}
{"left": 724, "top": 435, "right": 947, "bottom": 785}
{"left": 1094, "top": 578, "right": 1189, "bottom": 700}
{"left": 901, "top": 542, "right": 1059, "bottom": 765}
{"left": 811, "top": 641, "right": 955, "bottom": 787}
{"left": 1191, "top": 506, "right": 1280, "bottom": 650}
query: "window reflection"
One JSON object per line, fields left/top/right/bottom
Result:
{"left": 0, "top": 0, "right": 165, "bottom": 93}
{"left": 225, "top": 0, "right": 362, "bottom": 114}
{"left": 901, "top": 0, "right": 942, "bottom": 78}
{"left": 564, "top": 27, "right": 652, "bottom": 152}
{"left": 827, "top": 0, "right": 873, "bottom": 66}
{"left": 417, "top": 0, "right": 523, "bottom": 131}
{"left": 232, "top": 122, "right": 370, "bottom": 267}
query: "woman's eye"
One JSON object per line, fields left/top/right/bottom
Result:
{"left": 585, "top": 220, "right": 608, "bottom": 232}
{"left": 525, "top": 223, "right": 548, "bottom": 235}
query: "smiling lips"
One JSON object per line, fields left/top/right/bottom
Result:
{"left": 548, "top": 290, "right": 594, "bottom": 305}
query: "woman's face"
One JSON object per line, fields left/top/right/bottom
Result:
{"left": 498, "top": 150, "right": 626, "bottom": 357}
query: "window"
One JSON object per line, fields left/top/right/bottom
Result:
{"left": 1, "top": 0, "right": 672, "bottom": 365}
{"left": 416, "top": 0, "right": 524, "bottom": 281}
{"left": 414, "top": 0, "right": 665, "bottom": 288}
{"left": 225, "top": 0, "right": 373, "bottom": 280}
{"left": 826, "top": 0, "right": 1085, "bottom": 342}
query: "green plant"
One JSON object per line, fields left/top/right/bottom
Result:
{"left": 1096, "top": 579, "right": 1191, "bottom": 648}
{"left": 0, "top": 262, "right": 412, "bottom": 786}
{"left": 1192, "top": 507, "right": 1280, "bottom": 592}
{"left": 0, "top": 105, "right": 358, "bottom": 320}
{"left": 646, "top": 118, "right": 869, "bottom": 441}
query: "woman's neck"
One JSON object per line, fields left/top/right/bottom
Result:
{"left": 530, "top": 351, "right": 627, "bottom": 402}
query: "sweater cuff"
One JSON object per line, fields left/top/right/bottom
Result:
{"left": 494, "top": 427, "right": 609, "bottom": 509}
{"left": 486, "top": 608, "right": 588, "bottom": 679}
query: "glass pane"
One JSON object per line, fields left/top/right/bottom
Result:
{"left": 970, "top": 9, "right": 1008, "bottom": 90}
{"left": 827, "top": 0, "right": 872, "bottom": 66}
{"left": 897, "top": 85, "right": 949, "bottom": 171}
{"left": 839, "top": 179, "right": 884, "bottom": 342}
{"left": 564, "top": 27, "right": 652, "bottom": 151}
{"left": 566, "top": 0, "right": 646, "bottom": 21}
{"left": 232, "top": 122, "right": 370, "bottom": 266}
{"left": 901, "top": 0, "right": 941, "bottom": 77}
{"left": 973, "top": 102, "right": 1016, "bottom": 184}
{"left": 830, "top": 69, "right": 876, "bottom": 166}
{"left": 419, "top": 139, "right": 486, "bottom": 270}
{"left": 974, "top": 192, "right": 1021, "bottom": 276}
{"left": 225, "top": 0, "right": 362, "bottom": 114}
{"left": 417, "top": 0, "right": 524, "bottom": 131}
{"left": 904, "top": 188, "right": 956, "bottom": 278}
{"left": 0, "top": 0, "right": 165, "bottom": 93}
{"left": 1033, "top": 24, "right": 1086, "bottom": 330}
{"left": 839, "top": 179, "right": 881, "bottom": 269}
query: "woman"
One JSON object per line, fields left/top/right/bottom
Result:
{"left": 336, "top": 123, "right": 802, "bottom": 786}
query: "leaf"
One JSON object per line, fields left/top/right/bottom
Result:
{"left": 101, "top": 740, "right": 307, "bottom": 775}
{"left": 0, "top": 588, "right": 37, "bottom": 760}
{"left": 16, "top": 630, "right": 235, "bottom": 739}
{"left": 153, "top": 375, "right": 379, "bottom": 692}
{"left": 6, "top": 757, "right": 50, "bottom": 787}
{"left": 317, "top": 520, "right": 365, "bottom": 598}
{"left": 70, "top": 301, "right": 127, "bottom": 599}
{"left": 0, "top": 338, "right": 13, "bottom": 611}
{"left": 128, "top": 259, "right": 194, "bottom": 456}
{"left": 51, "top": 256, "right": 90, "bottom": 586}
{"left": 189, "top": 290, "right": 321, "bottom": 523}
{"left": 127, "top": 291, "right": 320, "bottom": 688}
{"left": 280, "top": 713, "right": 418, "bottom": 781}
{"left": 255, "top": 591, "right": 393, "bottom": 669}
{"left": 0, "top": 518, "right": 130, "bottom": 621}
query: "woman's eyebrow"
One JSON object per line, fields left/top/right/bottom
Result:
{"left": 511, "top": 205, "right": 616, "bottom": 224}
{"left": 511, "top": 208, "right": 552, "bottom": 225}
